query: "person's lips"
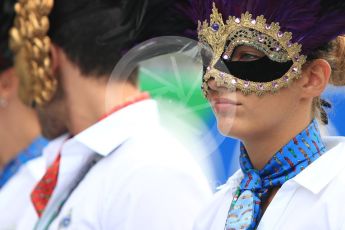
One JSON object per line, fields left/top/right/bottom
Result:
{"left": 210, "top": 97, "right": 242, "bottom": 112}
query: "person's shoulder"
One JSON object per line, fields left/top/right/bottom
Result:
{"left": 327, "top": 136, "right": 345, "bottom": 187}
{"left": 89, "top": 124, "right": 210, "bottom": 190}
{"left": 89, "top": 127, "right": 213, "bottom": 221}
{"left": 103, "top": 125, "right": 198, "bottom": 170}
{"left": 309, "top": 136, "right": 345, "bottom": 194}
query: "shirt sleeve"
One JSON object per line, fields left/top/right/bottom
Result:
{"left": 100, "top": 167, "right": 212, "bottom": 230}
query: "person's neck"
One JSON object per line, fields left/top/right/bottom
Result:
{"left": 65, "top": 78, "right": 141, "bottom": 136}
{"left": 242, "top": 115, "right": 313, "bottom": 170}
{"left": 0, "top": 101, "right": 41, "bottom": 169}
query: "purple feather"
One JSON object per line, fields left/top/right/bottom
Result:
{"left": 188, "top": 0, "right": 345, "bottom": 55}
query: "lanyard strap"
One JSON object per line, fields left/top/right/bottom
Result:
{"left": 34, "top": 153, "right": 103, "bottom": 230}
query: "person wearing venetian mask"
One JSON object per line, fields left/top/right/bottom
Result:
{"left": 189, "top": 0, "right": 345, "bottom": 229}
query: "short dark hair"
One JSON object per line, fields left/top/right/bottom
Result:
{"left": 49, "top": 0, "right": 193, "bottom": 83}
{"left": 49, "top": 1, "right": 123, "bottom": 78}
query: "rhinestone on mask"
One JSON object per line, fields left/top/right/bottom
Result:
{"left": 212, "top": 23, "right": 220, "bottom": 32}
{"left": 272, "top": 82, "right": 279, "bottom": 88}
{"left": 244, "top": 81, "right": 250, "bottom": 88}
{"left": 258, "top": 84, "right": 265, "bottom": 90}
{"left": 257, "top": 35, "right": 265, "bottom": 43}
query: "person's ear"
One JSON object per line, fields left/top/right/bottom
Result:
{"left": 50, "top": 43, "right": 60, "bottom": 76}
{"left": 298, "top": 59, "right": 331, "bottom": 99}
{"left": 0, "top": 68, "right": 19, "bottom": 100}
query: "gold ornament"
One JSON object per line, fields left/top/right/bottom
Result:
{"left": 9, "top": 0, "right": 56, "bottom": 106}
{"left": 198, "top": 3, "right": 307, "bottom": 97}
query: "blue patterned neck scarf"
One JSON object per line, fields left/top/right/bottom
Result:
{"left": 0, "top": 136, "right": 49, "bottom": 189}
{"left": 225, "top": 119, "right": 326, "bottom": 230}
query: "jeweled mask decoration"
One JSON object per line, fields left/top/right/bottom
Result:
{"left": 9, "top": 0, "right": 56, "bottom": 106}
{"left": 198, "top": 3, "right": 307, "bottom": 97}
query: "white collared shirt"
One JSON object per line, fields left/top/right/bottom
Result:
{"left": 0, "top": 156, "right": 46, "bottom": 230}
{"left": 18, "top": 99, "right": 212, "bottom": 230}
{"left": 194, "top": 136, "right": 345, "bottom": 230}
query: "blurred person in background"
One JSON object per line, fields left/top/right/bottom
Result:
{"left": 11, "top": 0, "right": 212, "bottom": 229}
{"left": 185, "top": 0, "right": 345, "bottom": 229}
{"left": 0, "top": 0, "right": 49, "bottom": 229}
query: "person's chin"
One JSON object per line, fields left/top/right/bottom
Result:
{"left": 216, "top": 117, "right": 234, "bottom": 134}
{"left": 216, "top": 116, "right": 248, "bottom": 139}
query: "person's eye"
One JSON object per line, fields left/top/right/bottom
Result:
{"left": 238, "top": 53, "right": 261, "bottom": 61}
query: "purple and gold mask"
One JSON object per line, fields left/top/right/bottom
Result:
{"left": 199, "top": 4, "right": 306, "bottom": 96}
{"left": 192, "top": 0, "right": 345, "bottom": 97}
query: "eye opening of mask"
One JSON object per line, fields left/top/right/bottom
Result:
{"left": 229, "top": 45, "right": 266, "bottom": 62}
{"left": 223, "top": 29, "right": 290, "bottom": 63}
{"left": 215, "top": 54, "right": 293, "bottom": 83}
{"left": 213, "top": 44, "right": 293, "bottom": 83}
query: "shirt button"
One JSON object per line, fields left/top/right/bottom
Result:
{"left": 59, "top": 216, "right": 71, "bottom": 228}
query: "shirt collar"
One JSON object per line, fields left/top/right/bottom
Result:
{"left": 42, "top": 134, "right": 70, "bottom": 165}
{"left": 73, "top": 99, "right": 160, "bottom": 156}
{"left": 98, "top": 92, "right": 150, "bottom": 120}
{"left": 222, "top": 136, "right": 345, "bottom": 195}
{"left": 218, "top": 170, "right": 244, "bottom": 192}
{"left": 292, "top": 136, "right": 345, "bottom": 194}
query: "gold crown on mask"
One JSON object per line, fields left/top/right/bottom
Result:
{"left": 198, "top": 3, "right": 307, "bottom": 96}
{"left": 9, "top": 0, "right": 56, "bottom": 106}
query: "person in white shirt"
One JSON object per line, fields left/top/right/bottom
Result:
{"left": 11, "top": 0, "right": 212, "bottom": 229}
{"left": 183, "top": 0, "right": 345, "bottom": 229}
{"left": 0, "top": 1, "right": 50, "bottom": 229}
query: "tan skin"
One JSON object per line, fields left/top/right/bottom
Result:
{"left": 38, "top": 44, "right": 142, "bottom": 137}
{"left": 0, "top": 68, "right": 41, "bottom": 169}
{"left": 207, "top": 45, "right": 331, "bottom": 215}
